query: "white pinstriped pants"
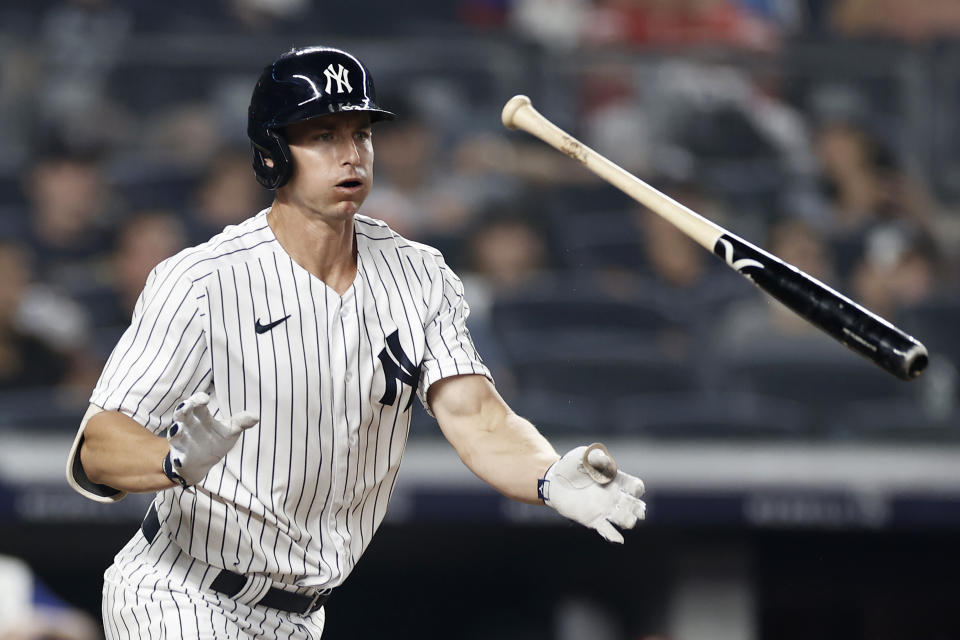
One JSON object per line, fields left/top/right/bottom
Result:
{"left": 102, "top": 528, "right": 326, "bottom": 639}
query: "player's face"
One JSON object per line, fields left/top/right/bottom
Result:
{"left": 283, "top": 112, "right": 374, "bottom": 218}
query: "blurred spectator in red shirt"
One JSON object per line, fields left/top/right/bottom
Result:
{"left": 508, "top": 0, "right": 790, "bottom": 50}
{"left": 586, "top": 0, "right": 781, "bottom": 50}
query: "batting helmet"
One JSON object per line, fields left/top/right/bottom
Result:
{"left": 248, "top": 46, "right": 395, "bottom": 190}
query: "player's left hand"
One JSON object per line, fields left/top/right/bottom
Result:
{"left": 163, "top": 392, "right": 259, "bottom": 487}
{"left": 539, "top": 444, "right": 646, "bottom": 543}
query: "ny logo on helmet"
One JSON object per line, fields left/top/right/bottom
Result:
{"left": 323, "top": 64, "right": 352, "bottom": 94}
{"left": 377, "top": 330, "right": 421, "bottom": 411}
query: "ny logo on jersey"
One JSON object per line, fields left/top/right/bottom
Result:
{"left": 377, "top": 330, "right": 421, "bottom": 410}
{"left": 323, "top": 64, "right": 352, "bottom": 94}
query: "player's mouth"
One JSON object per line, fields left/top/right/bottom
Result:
{"left": 335, "top": 179, "right": 364, "bottom": 192}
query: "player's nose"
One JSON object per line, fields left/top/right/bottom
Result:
{"left": 336, "top": 136, "right": 362, "bottom": 165}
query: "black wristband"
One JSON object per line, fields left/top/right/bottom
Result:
{"left": 162, "top": 452, "right": 188, "bottom": 488}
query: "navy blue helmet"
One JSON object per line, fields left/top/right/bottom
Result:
{"left": 248, "top": 46, "right": 395, "bottom": 190}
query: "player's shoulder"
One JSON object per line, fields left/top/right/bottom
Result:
{"left": 151, "top": 211, "right": 274, "bottom": 287}
{"left": 354, "top": 214, "right": 445, "bottom": 265}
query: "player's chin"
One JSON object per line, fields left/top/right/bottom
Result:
{"left": 334, "top": 188, "right": 369, "bottom": 209}
{"left": 327, "top": 198, "right": 366, "bottom": 219}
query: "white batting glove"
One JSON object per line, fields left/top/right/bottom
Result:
{"left": 538, "top": 444, "right": 646, "bottom": 544}
{"left": 162, "top": 392, "right": 258, "bottom": 487}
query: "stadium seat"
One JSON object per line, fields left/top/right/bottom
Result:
{"left": 612, "top": 391, "right": 812, "bottom": 439}
{"left": 507, "top": 341, "right": 702, "bottom": 404}
{"left": 490, "top": 273, "right": 686, "bottom": 357}
{"left": 827, "top": 396, "right": 960, "bottom": 442}
{"left": 711, "top": 338, "right": 912, "bottom": 430}
{"left": 506, "top": 390, "right": 606, "bottom": 435}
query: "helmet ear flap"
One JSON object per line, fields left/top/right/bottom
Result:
{"left": 250, "top": 130, "right": 293, "bottom": 190}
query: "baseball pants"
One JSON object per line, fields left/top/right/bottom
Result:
{"left": 101, "top": 512, "right": 326, "bottom": 639}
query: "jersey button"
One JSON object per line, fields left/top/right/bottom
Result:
{"left": 344, "top": 371, "right": 353, "bottom": 382}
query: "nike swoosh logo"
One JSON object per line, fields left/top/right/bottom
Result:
{"left": 255, "top": 315, "right": 291, "bottom": 334}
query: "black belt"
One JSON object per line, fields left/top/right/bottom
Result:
{"left": 141, "top": 505, "right": 331, "bottom": 615}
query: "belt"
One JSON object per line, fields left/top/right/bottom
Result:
{"left": 141, "top": 505, "right": 331, "bottom": 616}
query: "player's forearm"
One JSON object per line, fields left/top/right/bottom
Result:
{"left": 455, "top": 410, "right": 560, "bottom": 505}
{"left": 80, "top": 411, "right": 175, "bottom": 493}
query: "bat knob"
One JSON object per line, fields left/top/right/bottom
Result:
{"left": 502, "top": 95, "right": 532, "bottom": 130}
{"left": 582, "top": 442, "right": 618, "bottom": 485}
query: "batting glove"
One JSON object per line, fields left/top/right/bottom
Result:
{"left": 162, "top": 392, "right": 258, "bottom": 487}
{"left": 538, "top": 443, "right": 646, "bottom": 544}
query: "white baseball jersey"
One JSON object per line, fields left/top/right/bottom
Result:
{"left": 68, "top": 210, "right": 490, "bottom": 589}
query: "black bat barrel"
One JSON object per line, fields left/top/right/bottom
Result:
{"left": 713, "top": 234, "right": 929, "bottom": 381}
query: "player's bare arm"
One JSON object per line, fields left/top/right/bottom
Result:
{"left": 429, "top": 373, "right": 559, "bottom": 505}
{"left": 79, "top": 393, "right": 258, "bottom": 493}
{"left": 80, "top": 410, "right": 174, "bottom": 493}
{"left": 430, "top": 373, "right": 647, "bottom": 542}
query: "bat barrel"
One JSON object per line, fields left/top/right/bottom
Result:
{"left": 714, "top": 233, "right": 929, "bottom": 380}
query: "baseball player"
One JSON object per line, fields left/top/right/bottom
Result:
{"left": 65, "top": 45, "right": 647, "bottom": 639}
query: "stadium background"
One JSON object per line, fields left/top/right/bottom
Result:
{"left": 1, "top": 1, "right": 959, "bottom": 638}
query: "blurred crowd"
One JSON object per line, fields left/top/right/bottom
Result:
{"left": 0, "top": 0, "right": 958, "bottom": 439}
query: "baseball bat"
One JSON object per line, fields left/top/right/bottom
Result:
{"left": 501, "top": 95, "right": 928, "bottom": 381}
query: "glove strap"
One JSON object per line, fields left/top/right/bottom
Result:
{"left": 162, "top": 452, "right": 188, "bottom": 488}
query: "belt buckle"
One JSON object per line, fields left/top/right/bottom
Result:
{"left": 303, "top": 588, "right": 326, "bottom": 615}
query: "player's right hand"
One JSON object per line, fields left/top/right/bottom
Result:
{"left": 539, "top": 444, "right": 646, "bottom": 544}
{"left": 163, "top": 392, "right": 259, "bottom": 487}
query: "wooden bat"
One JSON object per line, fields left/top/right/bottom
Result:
{"left": 501, "top": 95, "right": 928, "bottom": 381}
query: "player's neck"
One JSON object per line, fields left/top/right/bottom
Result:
{"left": 267, "top": 204, "right": 357, "bottom": 295}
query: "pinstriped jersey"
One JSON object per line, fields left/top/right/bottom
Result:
{"left": 85, "top": 210, "right": 490, "bottom": 588}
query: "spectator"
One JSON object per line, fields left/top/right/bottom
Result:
{"left": 35, "top": 0, "right": 133, "bottom": 151}
{"left": 228, "top": 0, "right": 309, "bottom": 29}
{"left": 637, "top": 203, "right": 709, "bottom": 291}
{"left": 22, "top": 151, "right": 116, "bottom": 289}
{"left": 138, "top": 102, "right": 224, "bottom": 170}
{"left": 82, "top": 210, "right": 187, "bottom": 335}
{"left": 186, "top": 147, "right": 271, "bottom": 243}
{"left": 459, "top": 211, "right": 552, "bottom": 384}
{"left": 509, "top": 0, "right": 591, "bottom": 50}
{"left": 813, "top": 119, "right": 881, "bottom": 233}
{"left": 810, "top": 97, "right": 945, "bottom": 281}
{"left": 632, "top": 181, "right": 746, "bottom": 304}
{"left": 586, "top": 0, "right": 781, "bottom": 50}
{"left": 0, "top": 241, "right": 72, "bottom": 391}
{"left": 462, "top": 210, "right": 550, "bottom": 295}
{"left": 850, "top": 223, "right": 947, "bottom": 321}
{"left": 830, "top": 0, "right": 960, "bottom": 42}
{"left": 361, "top": 102, "right": 475, "bottom": 242}
{"left": 632, "top": 189, "right": 746, "bottom": 360}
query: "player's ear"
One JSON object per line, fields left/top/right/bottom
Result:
{"left": 264, "top": 156, "right": 275, "bottom": 169}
